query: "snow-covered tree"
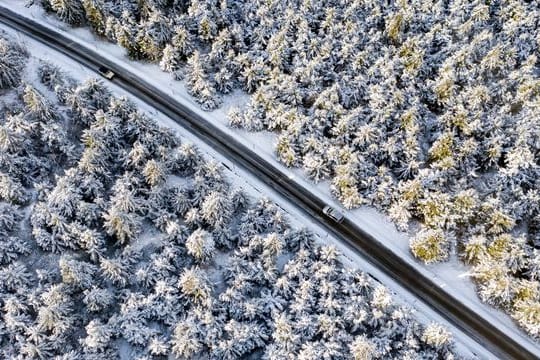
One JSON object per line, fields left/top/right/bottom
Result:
{"left": 186, "top": 228, "right": 215, "bottom": 262}
{"left": 0, "top": 37, "right": 28, "bottom": 89}
{"left": 47, "top": 0, "right": 85, "bottom": 25}
{"left": 178, "top": 267, "right": 212, "bottom": 304}
{"left": 82, "top": 319, "right": 113, "bottom": 352}
{"left": 102, "top": 207, "right": 141, "bottom": 244}
{"left": 170, "top": 315, "right": 203, "bottom": 358}
{"left": 59, "top": 256, "right": 99, "bottom": 289}
{"left": 200, "top": 190, "right": 233, "bottom": 230}
{"left": 410, "top": 228, "right": 449, "bottom": 263}
{"left": 83, "top": 286, "right": 115, "bottom": 312}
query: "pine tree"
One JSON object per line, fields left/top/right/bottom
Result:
{"left": 82, "top": 319, "right": 113, "bottom": 352}
{"left": 0, "top": 173, "right": 28, "bottom": 204}
{"left": 82, "top": 0, "right": 106, "bottom": 35}
{"left": 0, "top": 236, "right": 30, "bottom": 265}
{"left": 48, "top": 0, "right": 86, "bottom": 25}
{"left": 114, "top": 11, "right": 142, "bottom": 59}
{"left": 0, "top": 37, "right": 28, "bottom": 89}
{"left": 36, "top": 284, "right": 76, "bottom": 337}
{"left": 148, "top": 336, "right": 169, "bottom": 356}
{"left": 178, "top": 267, "right": 212, "bottom": 304}
{"left": 185, "top": 51, "right": 222, "bottom": 110}
{"left": 171, "top": 25, "right": 194, "bottom": 60}
{"left": 421, "top": 323, "right": 452, "bottom": 349}
{"left": 99, "top": 248, "right": 140, "bottom": 287}
{"left": 102, "top": 206, "right": 141, "bottom": 244}
{"left": 303, "top": 152, "right": 330, "bottom": 183}
{"left": 59, "top": 256, "right": 99, "bottom": 289}
{"left": 186, "top": 228, "right": 216, "bottom": 262}
{"left": 137, "top": 11, "right": 172, "bottom": 61}
{"left": 512, "top": 299, "right": 540, "bottom": 338}
{"left": 159, "top": 44, "right": 182, "bottom": 74}
{"left": 83, "top": 286, "right": 115, "bottom": 312}
{"left": 143, "top": 159, "right": 167, "bottom": 187}
{"left": 171, "top": 315, "right": 204, "bottom": 357}
{"left": 0, "top": 261, "right": 33, "bottom": 292}
{"left": 410, "top": 228, "right": 449, "bottom": 263}
{"left": 200, "top": 190, "right": 233, "bottom": 230}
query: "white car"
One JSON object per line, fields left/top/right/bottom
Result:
{"left": 98, "top": 66, "right": 115, "bottom": 80}
{"left": 322, "top": 206, "right": 344, "bottom": 223}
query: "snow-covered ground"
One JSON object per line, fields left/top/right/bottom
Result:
{"left": 0, "top": 16, "right": 485, "bottom": 360}
{"left": 2, "top": 1, "right": 539, "bottom": 357}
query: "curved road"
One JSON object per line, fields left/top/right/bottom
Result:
{"left": 1, "top": 7, "right": 538, "bottom": 360}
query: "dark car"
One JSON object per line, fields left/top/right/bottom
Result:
{"left": 323, "top": 205, "right": 344, "bottom": 223}
{"left": 98, "top": 66, "right": 115, "bottom": 80}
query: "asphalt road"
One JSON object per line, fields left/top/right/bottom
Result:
{"left": 1, "top": 7, "right": 538, "bottom": 360}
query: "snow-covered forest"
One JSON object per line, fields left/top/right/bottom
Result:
{"left": 0, "top": 33, "right": 462, "bottom": 359}
{"left": 36, "top": 0, "right": 540, "bottom": 338}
